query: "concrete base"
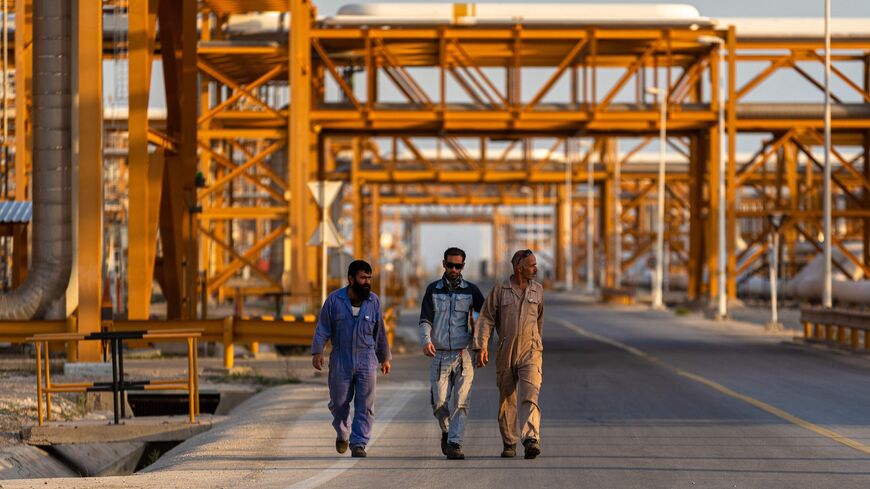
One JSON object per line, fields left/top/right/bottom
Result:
{"left": 766, "top": 321, "right": 785, "bottom": 332}
{"left": 204, "top": 365, "right": 254, "bottom": 376}
{"left": 64, "top": 362, "right": 112, "bottom": 377}
{"left": 601, "top": 287, "right": 636, "bottom": 305}
{"left": 86, "top": 391, "right": 134, "bottom": 417}
{"left": 21, "top": 415, "right": 222, "bottom": 446}
{"left": 50, "top": 442, "right": 146, "bottom": 477}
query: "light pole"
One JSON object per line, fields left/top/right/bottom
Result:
{"left": 586, "top": 141, "right": 595, "bottom": 293}
{"left": 564, "top": 143, "right": 574, "bottom": 290}
{"left": 646, "top": 86, "right": 667, "bottom": 309}
{"left": 822, "top": 0, "right": 833, "bottom": 308}
{"left": 767, "top": 212, "right": 785, "bottom": 331}
{"left": 698, "top": 34, "right": 728, "bottom": 319}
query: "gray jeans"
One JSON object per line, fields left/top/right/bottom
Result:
{"left": 430, "top": 349, "right": 474, "bottom": 445}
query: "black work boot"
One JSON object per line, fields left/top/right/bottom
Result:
{"left": 501, "top": 443, "right": 517, "bottom": 458}
{"left": 441, "top": 432, "right": 449, "bottom": 455}
{"left": 351, "top": 446, "right": 367, "bottom": 458}
{"left": 523, "top": 438, "right": 541, "bottom": 459}
{"left": 446, "top": 442, "right": 465, "bottom": 460}
{"left": 335, "top": 438, "right": 349, "bottom": 454}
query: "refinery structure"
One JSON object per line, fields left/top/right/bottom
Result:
{"left": 0, "top": 1, "right": 868, "bottom": 361}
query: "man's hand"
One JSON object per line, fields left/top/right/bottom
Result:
{"left": 312, "top": 353, "right": 324, "bottom": 371}
{"left": 476, "top": 349, "right": 489, "bottom": 368}
{"left": 381, "top": 360, "right": 391, "bottom": 375}
{"left": 422, "top": 342, "right": 436, "bottom": 357}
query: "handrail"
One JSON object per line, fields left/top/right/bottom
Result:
{"left": 28, "top": 329, "right": 202, "bottom": 426}
{"left": 3, "top": 306, "right": 398, "bottom": 369}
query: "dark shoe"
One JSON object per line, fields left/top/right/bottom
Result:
{"left": 351, "top": 446, "right": 367, "bottom": 458}
{"left": 501, "top": 443, "right": 516, "bottom": 458}
{"left": 523, "top": 438, "right": 541, "bottom": 459}
{"left": 336, "top": 438, "right": 349, "bottom": 454}
{"left": 446, "top": 442, "right": 465, "bottom": 460}
{"left": 441, "top": 432, "right": 449, "bottom": 455}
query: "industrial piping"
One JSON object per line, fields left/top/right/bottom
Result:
{"left": 0, "top": 0, "right": 72, "bottom": 319}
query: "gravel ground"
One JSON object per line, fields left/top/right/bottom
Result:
{"left": 0, "top": 357, "right": 113, "bottom": 447}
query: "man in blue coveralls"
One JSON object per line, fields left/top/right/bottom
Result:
{"left": 419, "top": 247, "right": 485, "bottom": 460}
{"left": 312, "top": 260, "right": 392, "bottom": 458}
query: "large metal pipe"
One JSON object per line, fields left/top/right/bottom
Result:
{"left": 0, "top": 0, "right": 72, "bottom": 319}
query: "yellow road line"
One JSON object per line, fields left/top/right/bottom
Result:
{"left": 556, "top": 318, "right": 870, "bottom": 456}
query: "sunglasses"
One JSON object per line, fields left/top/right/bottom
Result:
{"left": 512, "top": 249, "right": 534, "bottom": 266}
{"left": 444, "top": 262, "right": 465, "bottom": 270}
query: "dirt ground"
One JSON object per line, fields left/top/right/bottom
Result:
{"left": 0, "top": 356, "right": 109, "bottom": 446}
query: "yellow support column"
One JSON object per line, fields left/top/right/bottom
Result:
{"left": 706, "top": 126, "right": 720, "bottom": 302}
{"left": 289, "top": 0, "right": 313, "bottom": 298}
{"left": 370, "top": 186, "right": 381, "bottom": 269}
{"left": 725, "top": 26, "right": 738, "bottom": 300}
{"left": 156, "top": 0, "right": 198, "bottom": 319}
{"left": 13, "top": 0, "right": 31, "bottom": 200}
{"left": 127, "top": 0, "right": 158, "bottom": 319}
{"left": 74, "top": 0, "right": 103, "bottom": 361}
{"left": 352, "top": 138, "right": 364, "bottom": 258}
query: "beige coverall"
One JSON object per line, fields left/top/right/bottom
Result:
{"left": 473, "top": 277, "right": 544, "bottom": 446}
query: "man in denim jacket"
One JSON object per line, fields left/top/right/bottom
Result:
{"left": 419, "top": 247, "right": 485, "bottom": 460}
{"left": 312, "top": 260, "right": 391, "bottom": 458}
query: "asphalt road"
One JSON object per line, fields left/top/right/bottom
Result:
{"left": 7, "top": 297, "right": 870, "bottom": 488}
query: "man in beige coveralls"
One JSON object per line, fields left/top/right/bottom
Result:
{"left": 473, "top": 249, "right": 544, "bottom": 459}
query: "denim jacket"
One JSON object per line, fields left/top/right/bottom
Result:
{"left": 311, "top": 287, "right": 391, "bottom": 372}
{"left": 419, "top": 278, "right": 485, "bottom": 351}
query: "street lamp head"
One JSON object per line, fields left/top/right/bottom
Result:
{"left": 645, "top": 87, "right": 662, "bottom": 95}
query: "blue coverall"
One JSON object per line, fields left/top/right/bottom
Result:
{"left": 311, "top": 287, "right": 391, "bottom": 448}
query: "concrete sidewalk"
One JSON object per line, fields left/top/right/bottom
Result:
{"left": 2, "top": 379, "right": 426, "bottom": 489}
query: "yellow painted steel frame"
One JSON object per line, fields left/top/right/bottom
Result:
{"left": 13, "top": 0, "right": 31, "bottom": 201}
{"left": 74, "top": 0, "right": 103, "bottom": 361}
{"left": 7, "top": 6, "right": 868, "bottom": 322}
{"left": 29, "top": 331, "right": 201, "bottom": 425}
{"left": 727, "top": 36, "right": 870, "bottom": 298}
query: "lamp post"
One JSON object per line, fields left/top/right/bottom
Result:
{"left": 698, "top": 34, "right": 728, "bottom": 320}
{"left": 646, "top": 86, "right": 667, "bottom": 309}
{"left": 564, "top": 143, "right": 574, "bottom": 290}
{"left": 822, "top": 0, "right": 833, "bottom": 308}
{"left": 586, "top": 141, "right": 596, "bottom": 294}
{"left": 766, "top": 212, "right": 785, "bottom": 331}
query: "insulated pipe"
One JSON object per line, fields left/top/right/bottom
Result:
{"left": 0, "top": 0, "right": 72, "bottom": 319}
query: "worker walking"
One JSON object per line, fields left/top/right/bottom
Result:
{"left": 419, "top": 247, "right": 486, "bottom": 460}
{"left": 473, "top": 249, "right": 544, "bottom": 459}
{"left": 312, "top": 260, "right": 392, "bottom": 458}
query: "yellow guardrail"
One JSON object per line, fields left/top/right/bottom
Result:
{"left": 801, "top": 307, "right": 870, "bottom": 350}
{"left": 0, "top": 307, "right": 397, "bottom": 370}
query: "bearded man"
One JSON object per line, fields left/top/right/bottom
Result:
{"left": 312, "top": 260, "right": 392, "bottom": 458}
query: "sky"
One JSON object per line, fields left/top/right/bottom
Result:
{"left": 102, "top": 1, "right": 870, "bottom": 276}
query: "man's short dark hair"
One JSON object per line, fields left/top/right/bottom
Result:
{"left": 512, "top": 249, "right": 534, "bottom": 267}
{"left": 348, "top": 260, "right": 372, "bottom": 278}
{"left": 444, "top": 247, "right": 466, "bottom": 262}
